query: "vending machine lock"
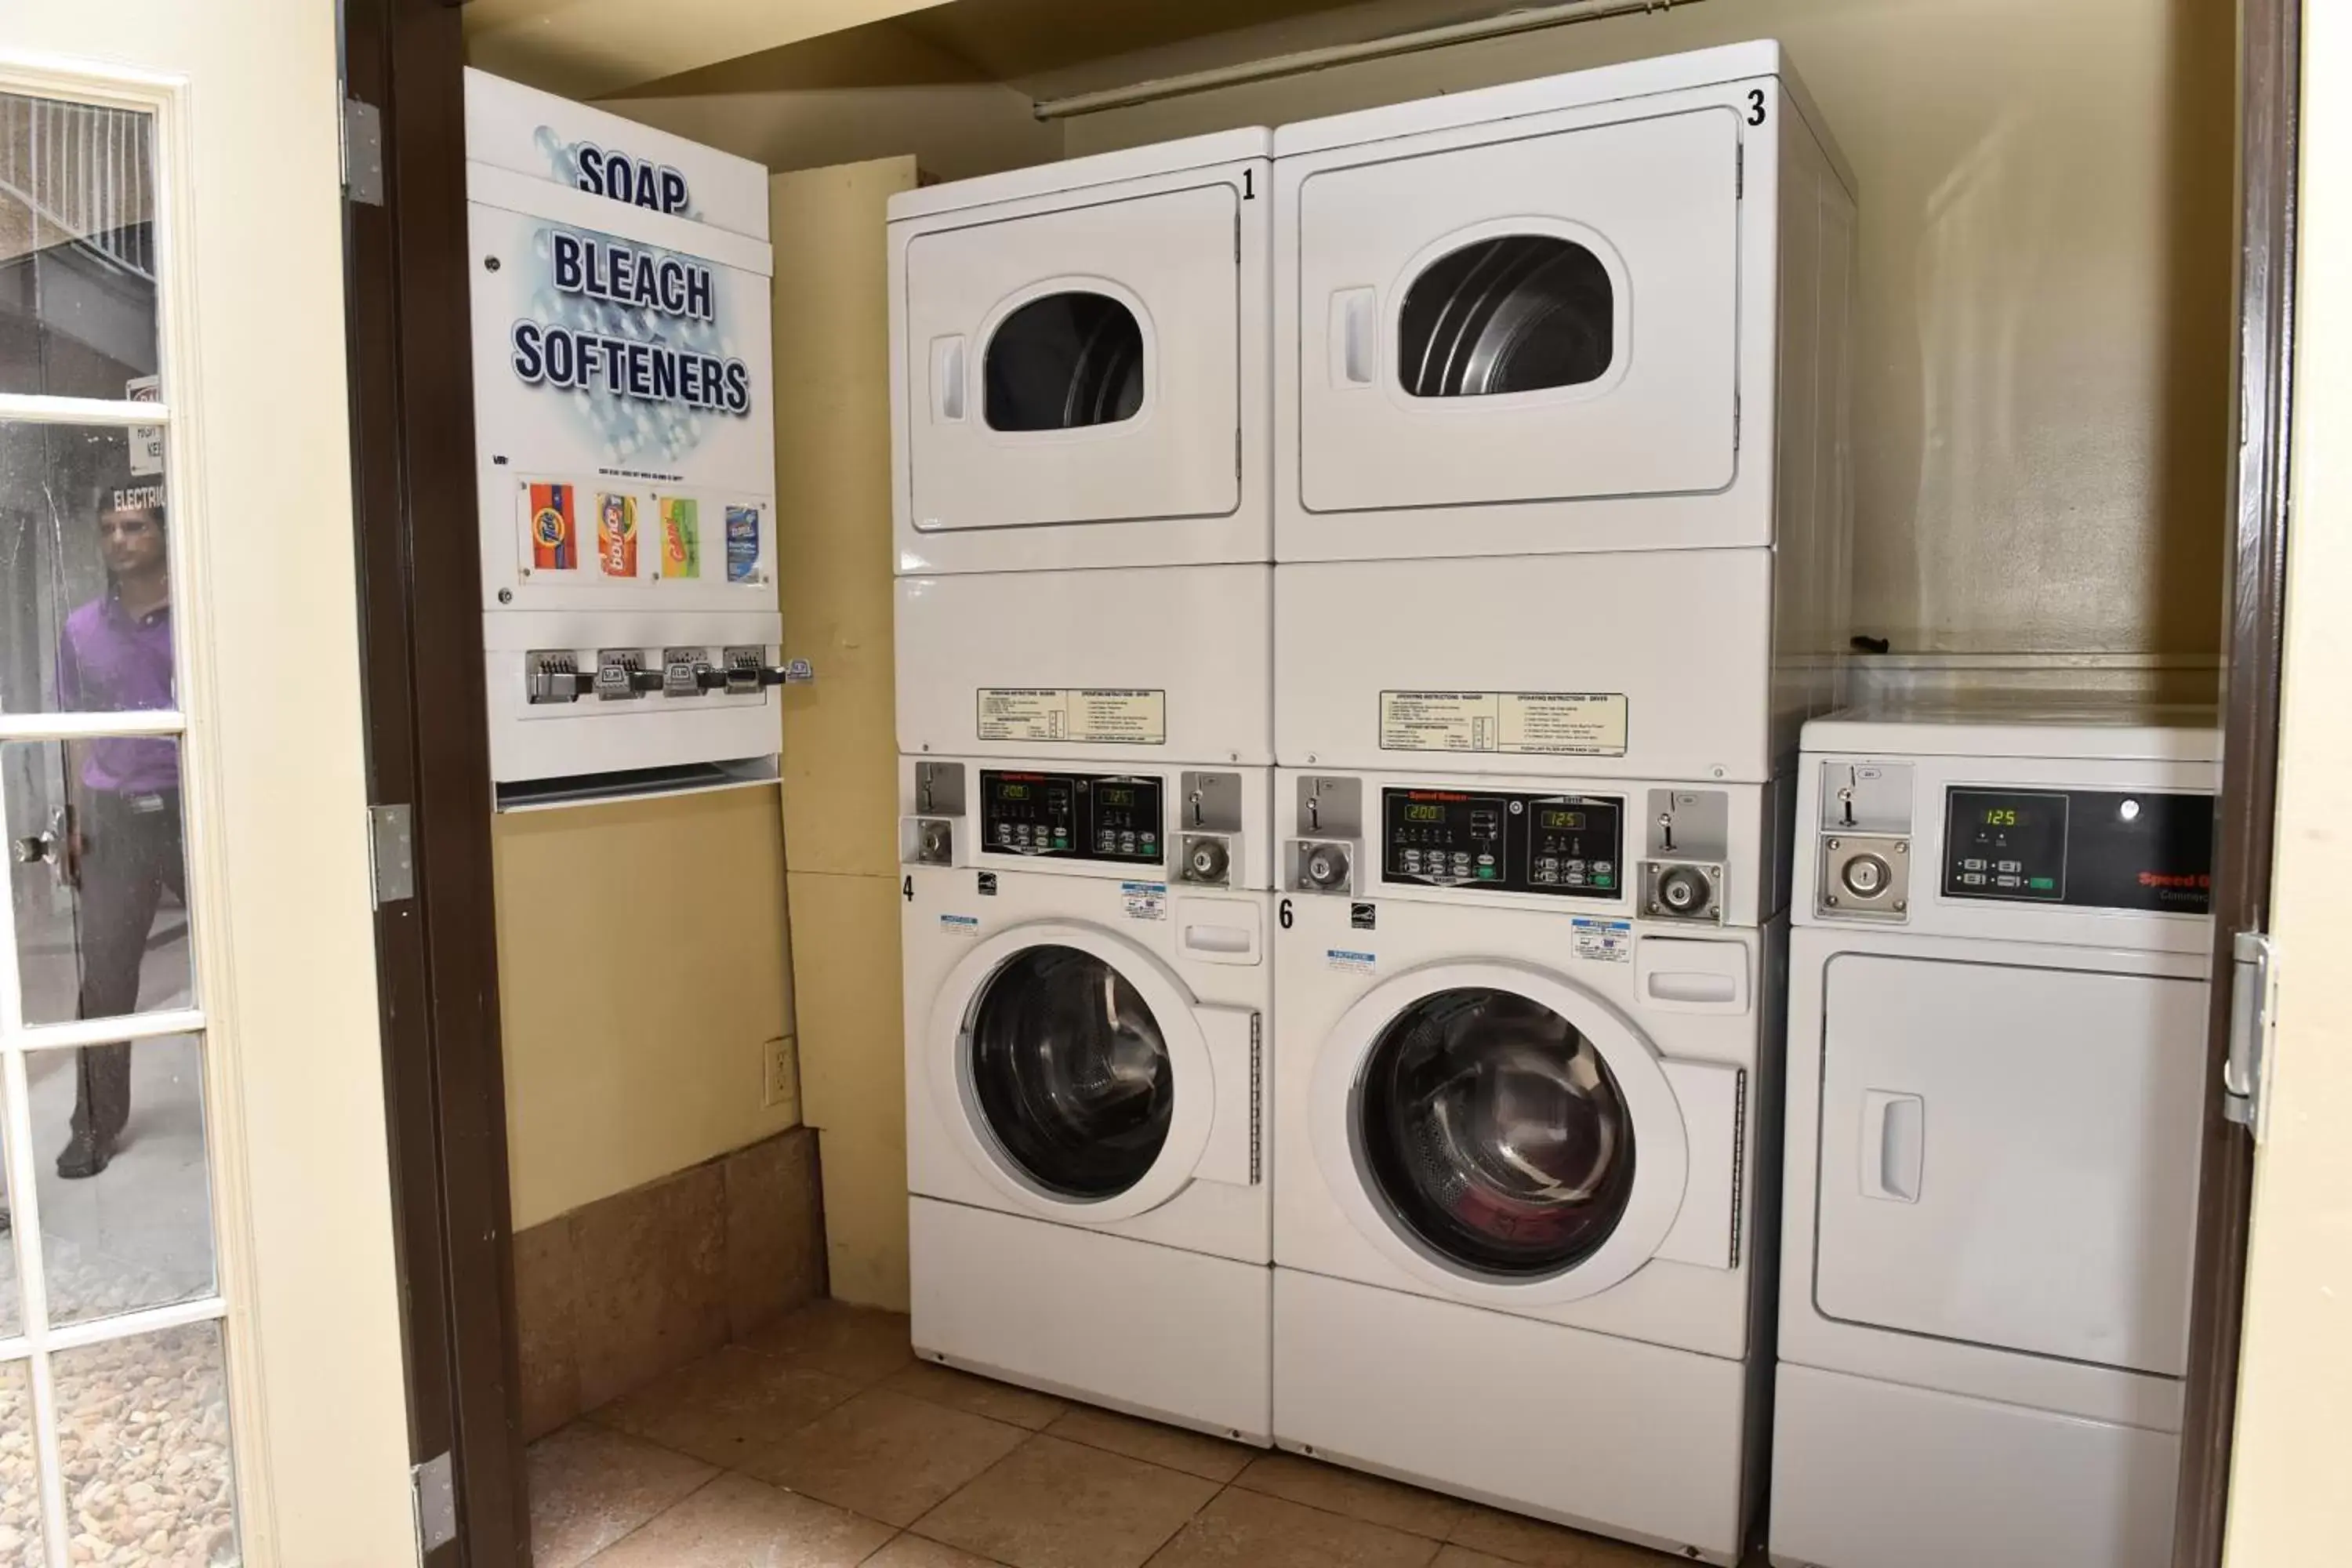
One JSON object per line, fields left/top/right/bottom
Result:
{"left": 663, "top": 647, "right": 713, "bottom": 699}
{"left": 712, "top": 648, "right": 817, "bottom": 695}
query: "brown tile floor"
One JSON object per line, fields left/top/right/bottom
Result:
{"left": 529, "top": 1299, "right": 1697, "bottom": 1568}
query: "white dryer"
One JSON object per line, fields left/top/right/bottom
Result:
{"left": 899, "top": 754, "right": 1275, "bottom": 1441}
{"left": 888, "top": 129, "right": 1272, "bottom": 575}
{"left": 1272, "top": 767, "right": 1781, "bottom": 1564}
{"left": 1771, "top": 705, "right": 2217, "bottom": 1568}
{"left": 1272, "top": 41, "right": 1853, "bottom": 562}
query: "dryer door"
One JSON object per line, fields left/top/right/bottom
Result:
{"left": 1309, "top": 959, "right": 1715, "bottom": 1307}
{"left": 1813, "top": 954, "right": 2206, "bottom": 1375}
{"left": 927, "top": 921, "right": 1255, "bottom": 1223}
{"left": 1295, "top": 107, "right": 1740, "bottom": 529}
{"left": 904, "top": 182, "right": 1242, "bottom": 535}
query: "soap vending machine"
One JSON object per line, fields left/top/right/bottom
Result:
{"left": 465, "top": 68, "right": 802, "bottom": 804}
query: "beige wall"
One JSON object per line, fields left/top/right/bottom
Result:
{"left": 1066, "top": 0, "right": 2236, "bottom": 659}
{"left": 771, "top": 156, "right": 924, "bottom": 1312}
{"left": 495, "top": 786, "right": 799, "bottom": 1232}
{"left": 2222, "top": 0, "right": 2352, "bottom": 1556}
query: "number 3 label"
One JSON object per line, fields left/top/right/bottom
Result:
{"left": 1747, "top": 89, "right": 1767, "bottom": 126}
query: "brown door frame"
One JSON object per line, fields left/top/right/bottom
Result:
{"left": 342, "top": 0, "right": 530, "bottom": 1563}
{"left": 2172, "top": 0, "right": 2302, "bottom": 1561}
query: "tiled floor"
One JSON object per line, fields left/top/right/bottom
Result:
{"left": 529, "top": 1298, "right": 1695, "bottom": 1568}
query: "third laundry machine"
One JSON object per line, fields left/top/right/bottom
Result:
{"left": 1770, "top": 702, "right": 2218, "bottom": 1568}
{"left": 1272, "top": 766, "right": 1784, "bottom": 1563}
{"left": 1271, "top": 42, "right": 1857, "bottom": 786}
{"left": 900, "top": 754, "right": 1273, "bottom": 1441}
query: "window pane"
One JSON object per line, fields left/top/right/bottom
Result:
{"left": 0, "top": 93, "right": 161, "bottom": 401}
{"left": 5, "top": 739, "right": 193, "bottom": 1029}
{"left": 1397, "top": 235, "right": 1613, "bottom": 397}
{"left": 1, "top": 422, "right": 174, "bottom": 719}
{"left": 30, "top": 1034, "right": 216, "bottom": 1328}
{"left": 53, "top": 1321, "right": 238, "bottom": 1564}
{"left": 984, "top": 292, "right": 1144, "bottom": 431}
{"left": 0, "top": 1359, "right": 41, "bottom": 1566}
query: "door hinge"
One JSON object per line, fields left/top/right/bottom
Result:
{"left": 370, "top": 804, "right": 416, "bottom": 908}
{"left": 2223, "top": 929, "right": 2278, "bottom": 1138}
{"left": 1235, "top": 426, "right": 1243, "bottom": 481}
{"left": 343, "top": 96, "right": 385, "bottom": 206}
{"left": 1733, "top": 390, "right": 1742, "bottom": 452}
{"left": 1234, "top": 210, "right": 1241, "bottom": 263}
{"left": 1736, "top": 142, "right": 1745, "bottom": 201}
{"left": 412, "top": 1450, "right": 456, "bottom": 1556}
{"left": 1248, "top": 1012, "right": 1263, "bottom": 1186}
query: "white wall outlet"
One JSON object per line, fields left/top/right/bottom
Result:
{"left": 762, "top": 1034, "right": 797, "bottom": 1112}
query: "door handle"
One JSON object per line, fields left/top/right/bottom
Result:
{"left": 1329, "top": 288, "right": 1376, "bottom": 387}
{"left": 1859, "top": 1090, "right": 1924, "bottom": 1203}
{"left": 1181, "top": 922, "right": 1254, "bottom": 956}
{"left": 930, "top": 335, "right": 967, "bottom": 422}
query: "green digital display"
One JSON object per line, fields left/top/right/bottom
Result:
{"left": 999, "top": 783, "right": 1031, "bottom": 802}
{"left": 1099, "top": 786, "right": 1137, "bottom": 808}
{"left": 1984, "top": 807, "right": 2020, "bottom": 827}
{"left": 1404, "top": 803, "right": 1445, "bottom": 822}
{"left": 1540, "top": 809, "right": 1586, "bottom": 830}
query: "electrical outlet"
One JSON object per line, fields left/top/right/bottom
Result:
{"left": 761, "top": 1035, "right": 797, "bottom": 1111}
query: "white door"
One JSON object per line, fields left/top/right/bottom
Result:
{"left": 1814, "top": 955, "right": 2206, "bottom": 1376}
{"left": 1306, "top": 960, "right": 1735, "bottom": 1308}
{"left": 925, "top": 923, "right": 1255, "bottom": 1223}
{"left": 1295, "top": 108, "right": 1740, "bottom": 522}
{"left": 903, "top": 183, "right": 1243, "bottom": 537}
{"left": 0, "top": 9, "right": 414, "bottom": 1565}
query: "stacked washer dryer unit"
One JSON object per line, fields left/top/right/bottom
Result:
{"left": 889, "top": 131, "right": 1279, "bottom": 1442}
{"left": 1268, "top": 44, "right": 1856, "bottom": 1563}
{"left": 1773, "top": 706, "right": 2218, "bottom": 1568}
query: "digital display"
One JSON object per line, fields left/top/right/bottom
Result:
{"left": 1099, "top": 786, "right": 1137, "bottom": 808}
{"left": 1983, "top": 807, "right": 2019, "bottom": 826}
{"left": 1540, "top": 809, "right": 1586, "bottom": 830}
{"left": 1405, "top": 803, "right": 1445, "bottom": 822}
{"left": 999, "top": 783, "right": 1031, "bottom": 801}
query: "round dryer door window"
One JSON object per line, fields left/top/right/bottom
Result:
{"left": 1396, "top": 234, "right": 1615, "bottom": 398}
{"left": 966, "top": 944, "right": 1174, "bottom": 1200}
{"left": 984, "top": 291, "right": 1145, "bottom": 430}
{"left": 1357, "top": 986, "right": 1636, "bottom": 1278}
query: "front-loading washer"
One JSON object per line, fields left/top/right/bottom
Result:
{"left": 1272, "top": 40, "right": 1854, "bottom": 564}
{"left": 1771, "top": 703, "right": 2217, "bottom": 1568}
{"left": 1272, "top": 766, "right": 1784, "bottom": 1563}
{"left": 899, "top": 754, "right": 1274, "bottom": 1441}
{"left": 889, "top": 129, "right": 1271, "bottom": 575}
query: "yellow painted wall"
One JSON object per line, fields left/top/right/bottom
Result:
{"left": 2222, "top": 2, "right": 2352, "bottom": 1557}
{"left": 1065, "top": 0, "right": 2236, "bottom": 659}
{"left": 771, "top": 155, "right": 924, "bottom": 1311}
{"left": 495, "top": 786, "right": 799, "bottom": 1232}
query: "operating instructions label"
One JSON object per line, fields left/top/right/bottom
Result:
{"left": 978, "top": 688, "right": 1166, "bottom": 745}
{"left": 1378, "top": 691, "right": 1628, "bottom": 757}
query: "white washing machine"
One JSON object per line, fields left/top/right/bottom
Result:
{"left": 1771, "top": 705, "right": 2218, "bottom": 1568}
{"left": 889, "top": 129, "right": 1271, "bottom": 575}
{"left": 898, "top": 753, "right": 1275, "bottom": 1441}
{"left": 1272, "top": 766, "right": 1784, "bottom": 1563}
{"left": 1270, "top": 42, "right": 1856, "bottom": 782}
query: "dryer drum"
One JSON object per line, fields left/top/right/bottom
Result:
{"left": 1359, "top": 987, "right": 1636, "bottom": 1277}
{"left": 984, "top": 291, "right": 1146, "bottom": 431}
{"left": 1397, "top": 234, "right": 1614, "bottom": 398}
{"left": 967, "top": 944, "right": 1174, "bottom": 1200}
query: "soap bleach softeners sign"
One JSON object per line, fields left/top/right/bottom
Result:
{"left": 466, "top": 69, "right": 782, "bottom": 788}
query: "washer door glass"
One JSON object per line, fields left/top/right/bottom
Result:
{"left": 984, "top": 291, "right": 1145, "bottom": 431}
{"left": 1396, "top": 235, "right": 1614, "bottom": 397}
{"left": 1358, "top": 986, "right": 1636, "bottom": 1277}
{"left": 967, "top": 943, "right": 1174, "bottom": 1199}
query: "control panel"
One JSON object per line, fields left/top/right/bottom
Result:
{"left": 982, "top": 771, "right": 1164, "bottom": 866}
{"left": 1943, "top": 788, "right": 2212, "bottom": 913}
{"left": 1381, "top": 789, "right": 1624, "bottom": 898}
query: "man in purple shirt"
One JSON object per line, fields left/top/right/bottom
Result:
{"left": 52, "top": 477, "right": 180, "bottom": 1179}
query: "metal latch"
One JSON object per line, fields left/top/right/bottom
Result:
{"left": 2222, "top": 928, "right": 2277, "bottom": 1138}
{"left": 343, "top": 96, "right": 384, "bottom": 207}
{"left": 412, "top": 1450, "right": 456, "bottom": 1555}
{"left": 370, "top": 804, "right": 415, "bottom": 909}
